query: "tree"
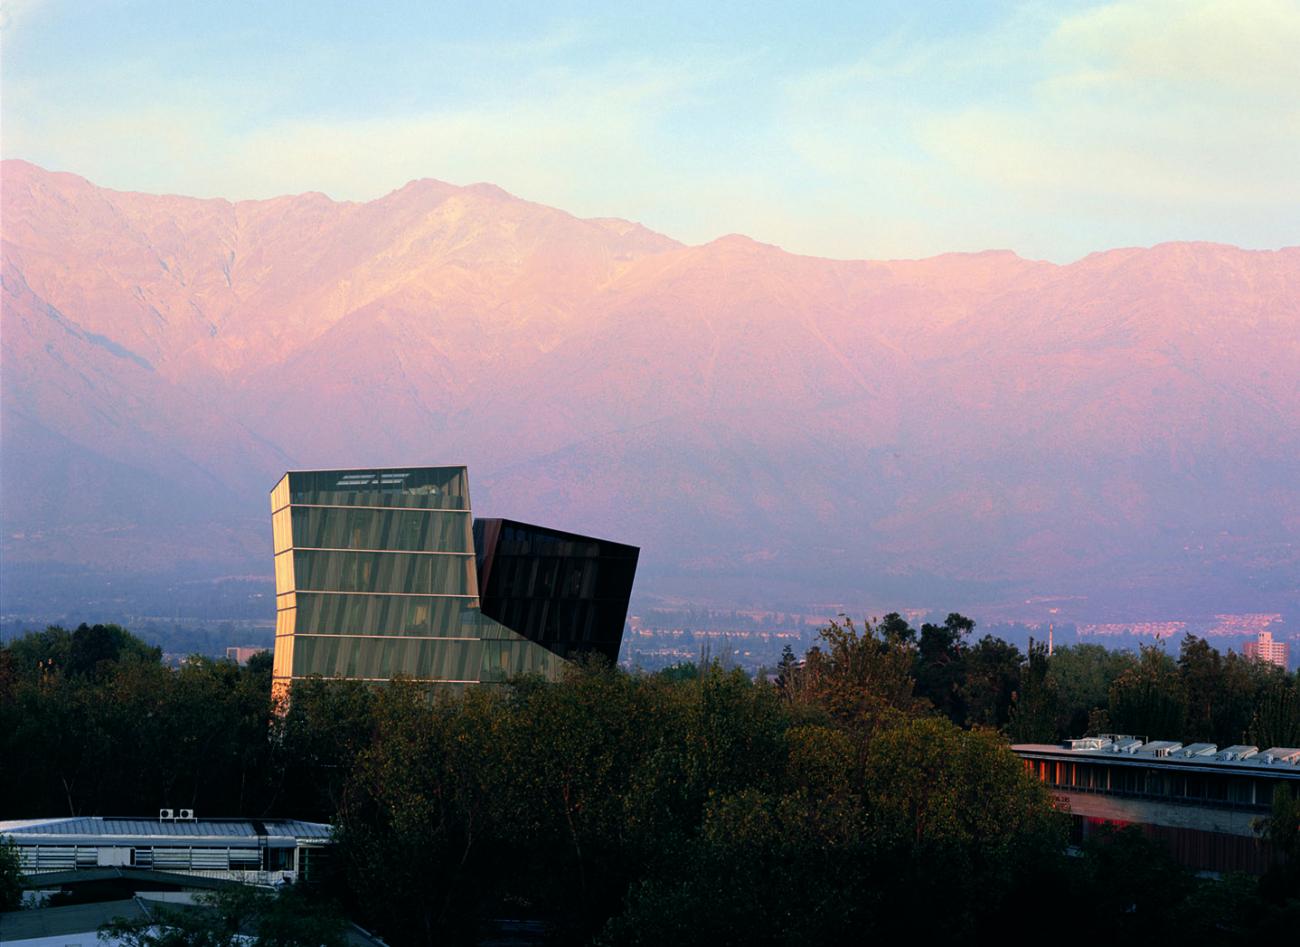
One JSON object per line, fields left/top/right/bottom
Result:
{"left": 1108, "top": 644, "right": 1186, "bottom": 739}
{"left": 863, "top": 715, "right": 1061, "bottom": 846}
{"left": 1008, "top": 639, "right": 1058, "bottom": 743}
{"left": 1251, "top": 674, "right": 1300, "bottom": 750}
{"left": 915, "top": 613, "right": 974, "bottom": 724}
{"left": 859, "top": 716, "right": 1066, "bottom": 937}
{"left": 785, "top": 616, "right": 919, "bottom": 733}
{"left": 0, "top": 836, "right": 25, "bottom": 911}
{"left": 962, "top": 635, "right": 1022, "bottom": 729}
{"left": 1049, "top": 644, "right": 1137, "bottom": 739}
{"left": 658, "top": 661, "right": 699, "bottom": 683}
{"left": 879, "top": 612, "right": 915, "bottom": 646}
{"left": 1177, "top": 635, "right": 1223, "bottom": 742}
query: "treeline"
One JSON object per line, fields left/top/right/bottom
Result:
{"left": 2, "top": 624, "right": 279, "bottom": 816}
{"left": 1, "top": 618, "right": 273, "bottom": 659}
{"left": 3, "top": 620, "right": 1299, "bottom": 944}
{"left": 778, "top": 613, "right": 1300, "bottom": 748}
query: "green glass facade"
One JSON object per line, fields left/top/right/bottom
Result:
{"left": 271, "top": 467, "right": 570, "bottom": 695}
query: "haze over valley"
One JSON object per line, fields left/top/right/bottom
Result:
{"left": 2, "top": 159, "right": 1297, "bottom": 640}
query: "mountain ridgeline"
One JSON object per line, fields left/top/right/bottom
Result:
{"left": 1, "top": 160, "right": 1297, "bottom": 617}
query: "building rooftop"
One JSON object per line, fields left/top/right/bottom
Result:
{"left": 1012, "top": 735, "right": 1300, "bottom": 776}
{"left": 0, "top": 897, "right": 150, "bottom": 942}
{"left": 0, "top": 895, "right": 387, "bottom": 947}
{"left": 0, "top": 816, "right": 332, "bottom": 845}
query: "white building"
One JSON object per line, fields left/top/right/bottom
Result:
{"left": 0, "top": 814, "right": 332, "bottom": 887}
{"left": 1243, "top": 630, "right": 1290, "bottom": 669}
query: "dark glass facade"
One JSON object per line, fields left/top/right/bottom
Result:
{"left": 474, "top": 518, "right": 639, "bottom": 664}
{"left": 270, "top": 468, "right": 635, "bottom": 694}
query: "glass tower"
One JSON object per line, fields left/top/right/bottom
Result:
{"left": 474, "top": 518, "right": 639, "bottom": 664}
{"left": 270, "top": 467, "right": 576, "bottom": 696}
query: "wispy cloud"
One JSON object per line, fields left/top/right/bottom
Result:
{"left": 772, "top": 0, "right": 1300, "bottom": 259}
{"left": 2, "top": 1, "right": 1296, "bottom": 261}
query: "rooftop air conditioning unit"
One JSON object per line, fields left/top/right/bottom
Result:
{"left": 1144, "top": 741, "right": 1182, "bottom": 758}
{"left": 178, "top": 809, "right": 195, "bottom": 820}
{"left": 1066, "top": 738, "right": 1112, "bottom": 752}
{"left": 1260, "top": 748, "right": 1300, "bottom": 765}
{"left": 159, "top": 809, "right": 174, "bottom": 821}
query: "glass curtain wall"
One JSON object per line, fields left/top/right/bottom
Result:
{"left": 270, "top": 468, "right": 567, "bottom": 696}
{"left": 473, "top": 518, "right": 639, "bottom": 663}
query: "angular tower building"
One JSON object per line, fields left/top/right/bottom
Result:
{"left": 270, "top": 467, "right": 637, "bottom": 695}
{"left": 475, "top": 518, "right": 639, "bottom": 665}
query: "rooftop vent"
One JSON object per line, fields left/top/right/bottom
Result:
{"left": 1066, "top": 738, "right": 1112, "bottom": 751}
{"left": 1217, "top": 745, "right": 1258, "bottom": 761}
{"left": 1143, "top": 741, "right": 1183, "bottom": 758}
{"left": 1259, "top": 748, "right": 1300, "bottom": 765}
{"left": 1179, "top": 743, "right": 1217, "bottom": 758}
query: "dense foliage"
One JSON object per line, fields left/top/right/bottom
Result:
{"left": 3, "top": 619, "right": 1299, "bottom": 944}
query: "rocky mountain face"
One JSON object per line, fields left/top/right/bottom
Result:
{"left": 2, "top": 159, "right": 1297, "bottom": 619}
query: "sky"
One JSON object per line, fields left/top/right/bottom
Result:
{"left": 2, "top": 0, "right": 1297, "bottom": 262}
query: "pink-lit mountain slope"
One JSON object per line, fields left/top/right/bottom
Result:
{"left": 2, "top": 159, "right": 1297, "bottom": 617}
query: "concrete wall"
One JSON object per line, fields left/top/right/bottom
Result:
{"left": 1057, "top": 791, "right": 1261, "bottom": 837}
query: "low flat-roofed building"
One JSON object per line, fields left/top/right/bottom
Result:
{"left": 0, "top": 897, "right": 154, "bottom": 947}
{"left": 1, "top": 815, "right": 332, "bottom": 888}
{"left": 0, "top": 895, "right": 387, "bottom": 947}
{"left": 1013, "top": 736, "right": 1300, "bottom": 874}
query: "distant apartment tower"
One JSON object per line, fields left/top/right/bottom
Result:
{"left": 269, "top": 467, "right": 637, "bottom": 695}
{"left": 1244, "top": 630, "right": 1290, "bottom": 669}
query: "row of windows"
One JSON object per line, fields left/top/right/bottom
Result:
{"left": 284, "top": 593, "right": 485, "bottom": 638}
{"left": 1026, "top": 758, "right": 1291, "bottom": 808}
{"left": 479, "top": 639, "right": 570, "bottom": 683}
{"left": 279, "top": 632, "right": 569, "bottom": 683}
{"left": 290, "top": 635, "right": 484, "bottom": 681}
{"left": 281, "top": 549, "right": 476, "bottom": 595}
{"left": 480, "top": 597, "right": 628, "bottom": 651}
{"left": 486, "top": 554, "right": 636, "bottom": 601}
{"left": 16, "top": 845, "right": 299, "bottom": 873}
{"left": 285, "top": 468, "right": 470, "bottom": 511}
{"left": 275, "top": 506, "right": 473, "bottom": 555}
{"left": 492, "top": 527, "right": 636, "bottom": 560}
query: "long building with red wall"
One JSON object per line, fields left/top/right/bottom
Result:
{"left": 1013, "top": 736, "right": 1300, "bottom": 874}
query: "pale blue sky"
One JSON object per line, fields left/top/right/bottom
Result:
{"left": 3, "top": 0, "right": 1297, "bottom": 261}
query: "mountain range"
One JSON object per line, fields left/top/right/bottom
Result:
{"left": 2, "top": 159, "right": 1297, "bottom": 624}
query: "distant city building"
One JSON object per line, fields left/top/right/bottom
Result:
{"left": 0, "top": 814, "right": 332, "bottom": 887}
{"left": 1013, "top": 736, "right": 1300, "bottom": 874}
{"left": 1243, "top": 629, "right": 1290, "bottom": 669}
{"left": 224, "top": 646, "right": 268, "bottom": 665}
{"left": 269, "top": 467, "right": 637, "bottom": 695}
